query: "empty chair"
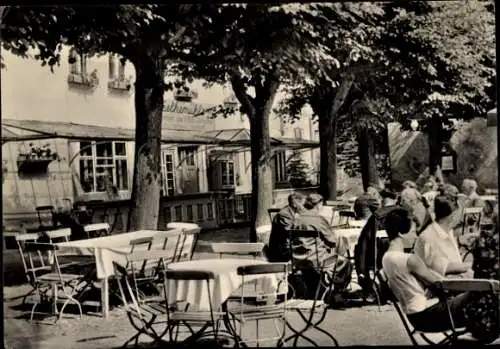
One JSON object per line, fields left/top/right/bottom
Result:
{"left": 24, "top": 242, "right": 84, "bottom": 322}
{"left": 45, "top": 228, "right": 72, "bottom": 243}
{"left": 211, "top": 242, "right": 265, "bottom": 260}
{"left": 174, "top": 227, "right": 201, "bottom": 262}
{"left": 83, "top": 223, "right": 111, "bottom": 239}
{"left": 36, "top": 205, "right": 56, "bottom": 228}
{"left": 128, "top": 237, "right": 154, "bottom": 273}
{"left": 226, "top": 263, "right": 289, "bottom": 347}
{"left": 163, "top": 269, "right": 229, "bottom": 344}
{"left": 15, "top": 233, "right": 51, "bottom": 304}
{"left": 114, "top": 250, "right": 177, "bottom": 347}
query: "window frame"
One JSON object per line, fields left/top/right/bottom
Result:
{"left": 78, "top": 141, "right": 129, "bottom": 194}
{"left": 274, "top": 150, "right": 287, "bottom": 183}
{"left": 218, "top": 159, "right": 235, "bottom": 187}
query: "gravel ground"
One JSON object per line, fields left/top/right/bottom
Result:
{"left": 1, "top": 227, "right": 422, "bottom": 348}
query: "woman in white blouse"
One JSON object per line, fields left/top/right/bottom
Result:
{"left": 413, "top": 184, "right": 473, "bottom": 278}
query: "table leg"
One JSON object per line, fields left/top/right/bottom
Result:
{"left": 52, "top": 282, "right": 59, "bottom": 315}
{"left": 101, "top": 277, "right": 109, "bottom": 318}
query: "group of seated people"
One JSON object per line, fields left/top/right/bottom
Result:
{"left": 265, "top": 174, "right": 499, "bottom": 342}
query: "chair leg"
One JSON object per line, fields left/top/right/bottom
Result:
{"left": 30, "top": 287, "right": 41, "bottom": 321}
{"left": 58, "top": 287, "right": 83, "bottom": 321}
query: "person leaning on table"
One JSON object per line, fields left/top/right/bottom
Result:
{"left": 413, "top": 184, "right": 473, "bottom": 279}
{"left": 381, "top": 207, "right": 478, "bottom": 333}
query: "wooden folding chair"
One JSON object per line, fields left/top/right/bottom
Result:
{"left": 375, "top": 270, "right": 494, "bottom": 346}
{"left": 225, "top": 263, "right": 289, "bottom": 347}
{"left": 83, "top": 223, "right": 111, "bottom": 239}
{"left": 24, "top": 243, "right": 84, "bottom": 322}
{"left": 15, "top": 233, "right": 51, "bottom": 304}
{"left": 174, "top": 227, "right": 201, "bottom": 262}
{"left": 268, "top": 208, "right": 280, "bottom": 223}
{"left": 278, "top": 229, "right": 339, "bottom": 347}
{"left": 114, "top": 250, "right": 174, "bottom": 347}
{"left": 36, "top": 205, "right": 56, "bottom": 228}
{"left": 461, "top": 207, "right": 483, "bottom": 235}
{"left": 163, "top": 269, "right": 230, "bottom": 345}
{"left": 459, "top": 207, "right": 483, "bottom": 261}
{"left": 210, "top": 242, "right": 265, "bottom": 260}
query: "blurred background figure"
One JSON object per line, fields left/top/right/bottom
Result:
{"left": 460, "top": 178, "right": 484, "bottom": 209}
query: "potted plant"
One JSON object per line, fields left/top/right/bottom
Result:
{"left": 17, "top": 143, "right": 61, "bottom": 174}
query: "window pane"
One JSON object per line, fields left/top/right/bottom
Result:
{"left": 197, "top": 204, "right": 204, "bottom": 221}
{"left": 96, "top": 142, "right": 113, "bottom": 157}
{"left": 80, "top": 141, "right": 93, "bottom": 156}
{"left": 207, "top": 203, "right": 214, "bottom": 220}
{"left": 114, "top": 142, "right": 126, "bottom": 156}
{"left": 79, "top": 159, "right": 95, "bottom": 192}
{"left": 174, "top": 206, "right": 182, "bottom": 221}
{"left": 97, "top": 158, "right": 113, "bottom": 166}
{"left": 186, "top": 205, "right": 194, "bottom": 222}
{"left": 115, "top": 159, "right": 128, "bottom": 190}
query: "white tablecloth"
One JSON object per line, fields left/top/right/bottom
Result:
{"left": 335, "top": 228, "right": 387, "bottom": 257}
{"left": 57, "top": 229, "right": 183, "bottom": 279}
{"left": 165, "top": 258, "right": 280, "bottom": 311}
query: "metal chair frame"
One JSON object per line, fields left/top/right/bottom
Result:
{"left": 375, "top": 270, "right": 490, "bottom": 346}
{"left": 163, "top": 269, "right": 232, "bottom": 345}
{"left": 24, "top": 242, "right": 83, "bottom": 322}
{"left": 225, "top": 263, "right": 289, "bottom": 347}
{"left": 268, "top": 208, "right": 280, "bottom": 224}
{"left": 278, "top": 228, "right": 339, "bottom": 347}
{"left": 114, "top": 251, "right": 175, "bottom": 347}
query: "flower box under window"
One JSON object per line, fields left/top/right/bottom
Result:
{"left": 67, "top": 72, "right": 99, "bottom": 89}
{"left": 17, "top": 155, "right": 56, "bottom": 174}
{"left": 108, "top": 77, "right": 132, "bottom": 91}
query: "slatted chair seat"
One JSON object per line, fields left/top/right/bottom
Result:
{"left": 128, "top": 301, "right": 169, "bottom": 319}
{"left": 169, "top": 311, "right": 227, "bottom": 323}
{"left": 285, "top": 299, "right": 326, "bottom": 310}
{"left": 227, "top": 303, "right": 288, "bottom": 321}
{"left": 38, "top": 273, "right": 84, "bottom": 283}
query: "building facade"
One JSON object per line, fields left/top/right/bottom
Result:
{"left": 2, "top": 47, "right": 318, "bottom": 228}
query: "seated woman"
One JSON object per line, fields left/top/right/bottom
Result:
{"left": 414, "top": 184, "right": 473, "bottom": 279}
{"left": 382, "top": 207, "right": 477, "bottom": 333}
{"left": 294, "top": 193, "right": 353, "bottom": 300}
{"left": 398, "top": 187, "right": 433, "bottom": 235}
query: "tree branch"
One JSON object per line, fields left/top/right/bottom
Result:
{"left": 230, "top": 70, "right": 255, "bottom": 118}
{"left": 329, "top": 72, "right": 355, "bottom": 119}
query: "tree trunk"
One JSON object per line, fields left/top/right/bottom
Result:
{"left": 230, "top": 72, "right": 279, "bottom": 242}
{"left": 249, "top": 114, "right": 274, "bottom": 241}
{"left": 357, "top": 125, "right": 379, "bottom": 191}
{"left": 127, "top": 57, "right": 164, "bottom": 232}
{"left": 313, "top": 75, "right": 355, "bottom": 201}
{"left": 318, "top": 106, "right": 337, "bottom": 201}
{"left": 427, "top": 114, "right": 443, "bottom": 176}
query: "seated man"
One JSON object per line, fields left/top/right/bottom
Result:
{"left": 294, "top": 194, "right": 353, "bottom": 300}
{"left": 267, "top": 192, "right": 306, "bottom": 263}
{"left": 354, "top": 189, "right": 397, "bottom": 302}
{"left": 382, "top": 206, "right": 479, "bottom": 333}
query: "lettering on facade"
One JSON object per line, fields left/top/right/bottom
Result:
{"left": 163, "top": 100, "right": 213, "bottom": 116}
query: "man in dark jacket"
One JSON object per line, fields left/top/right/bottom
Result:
{"left": 354, "top": 189, "right": 398, "bottom": 302}
{"left": 267, "top": 192, "right": 306, "bottom": 262}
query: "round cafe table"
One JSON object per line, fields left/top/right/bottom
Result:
{"left": 165, "top": 258, "right": 279, "bottom": 312}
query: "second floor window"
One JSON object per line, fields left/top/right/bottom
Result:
{"left": 69, "top": 48, "right": 87, "bottom": 75}
{"left": 179, "top": 146, "right": 196, "bottom": 166}
{"left": 219, "top": 160, "right": 235, "bottom": 187}
{"left": 109, "top": 54, "right": 126, "bottom": 81}
{"left": 294, "top": 127, "right": 303, "bottom": 140}
{"left": 274, "top": 151, "right": 287, "bottom": 183}
{"left": 79, "top": 141, "right": 128, "bottom": 193}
